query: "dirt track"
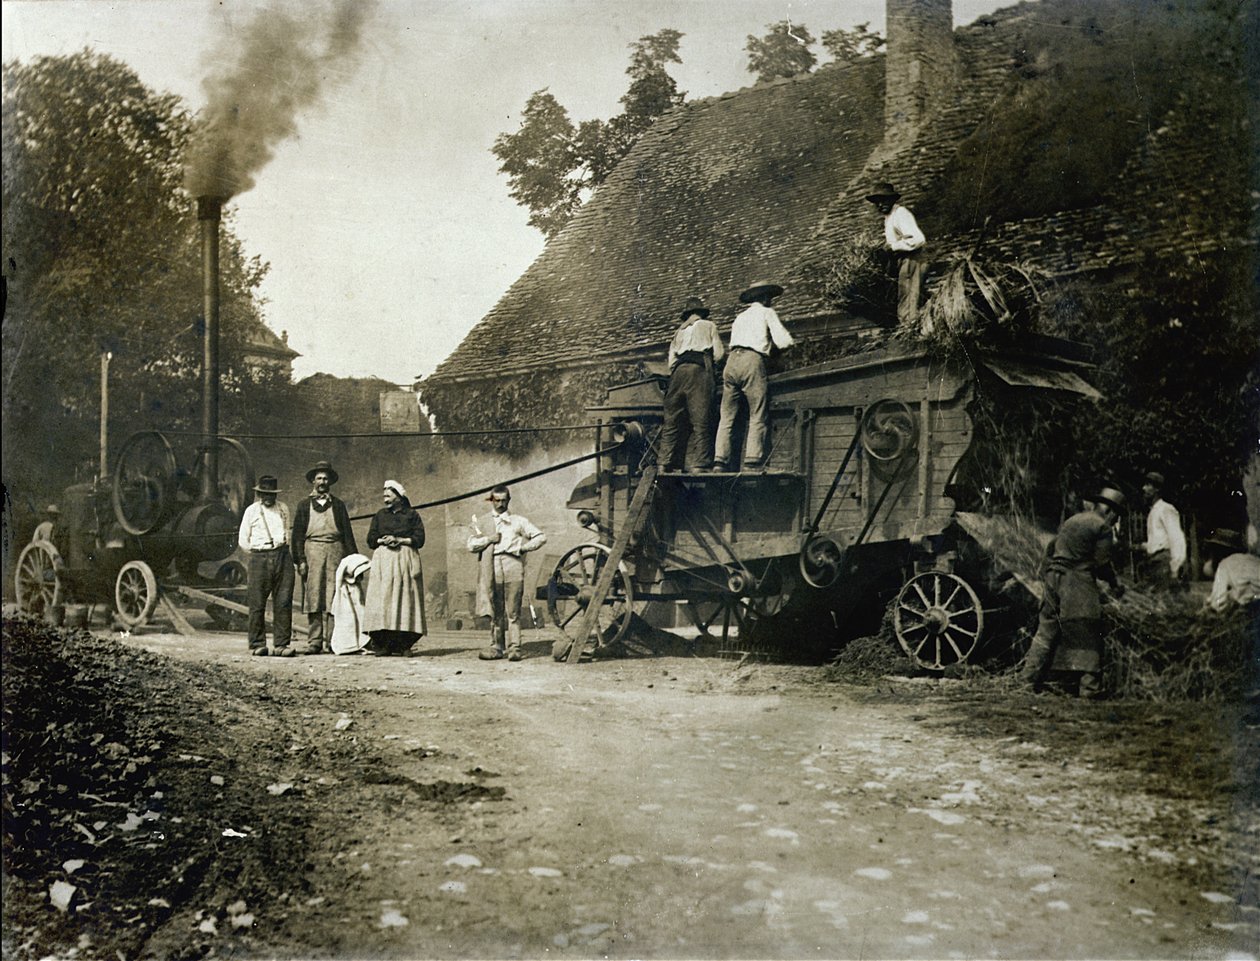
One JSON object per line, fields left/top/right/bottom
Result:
{"left": 91, "top": 616, "right": 1260, "bottom": 961}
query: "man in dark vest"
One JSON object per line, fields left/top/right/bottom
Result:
{"left": 1019, "top": 487, "right": 1126, "bottom": 698}
{"left": 292, "top": 460, "right": 357, "bottom": 654}
{"left": 659, "top": 296, "right": 724, "bottom": 472}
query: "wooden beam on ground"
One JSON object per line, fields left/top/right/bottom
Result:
{"left": 169, "top": 585, "right": 308, "bottom": 637}
{"left": 157, "top": 594, "right": 198, "bottom": 636}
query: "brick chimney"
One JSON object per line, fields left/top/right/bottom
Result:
{"left": 884, "top": 0, "right": 957, "bottom": 148}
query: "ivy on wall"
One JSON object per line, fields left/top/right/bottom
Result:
{"left": 422, "top": 361, "right": 652, "bottom": 459}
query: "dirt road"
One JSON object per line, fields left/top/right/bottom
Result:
{"left": 112, "top": 620, "right": 1257, "bottom": 960}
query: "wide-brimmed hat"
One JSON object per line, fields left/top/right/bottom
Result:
{"left": 865, "top": 181, "right": 901, "bottom": 203}
{"left": 1094, "top": 487, "right": 1126, "bottom": 512}
{"left": 44, "top": 504, "right": 60, "bottom": 515}
{"left": 680, "top": 297, "right": 710, "bottom": 321}
{"left": 306, "top": 460, "right": 339, "bottom": 484}
{"left": 1143, "top": 471, "right": 1165, "bottom": 489}
{"left": 738, "top": 280, "right": 784, "bottom": 304}
{"left": 1204, "top": 528, "right": 1244, "bottom": 551}
{"left": 254, "top": 475, "right": 283, "bottom": 494}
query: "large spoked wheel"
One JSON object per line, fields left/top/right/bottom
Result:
{"left": 893, "top": 571, "right": 984, "bottom": 670}
{"left": 192, "top": 437, "right": 255, "bottom": 517}
{"left": 15, "top": 541, "right": 65, "bottom": 615}
{"left": 112, "top": 431, "right": 178, "bottom": 535}
{"left": 547, "top": 543, "right": 635, "bottom": 656}
{"left": 799, "top": 534, "right": 844, "bottom": 590}
{"left": 115, "top": 560, "right": 158, "bottom": 629}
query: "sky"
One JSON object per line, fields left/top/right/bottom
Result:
{"left": 3, "top": 0, "right": 1012, "bottom": 386}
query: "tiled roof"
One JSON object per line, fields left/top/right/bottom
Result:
{"left": 426, "top": 0, "right": 1251, "bottom": 386}
{"left": 429, "top": 60, "right": 885, "bottom": 383}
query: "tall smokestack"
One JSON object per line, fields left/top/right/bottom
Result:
{"left": 197, "top": 196, "right": 224, "bottom": 502}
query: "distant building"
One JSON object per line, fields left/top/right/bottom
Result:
{"left": 243, "top": 324, "right": 299, "bottom": 379}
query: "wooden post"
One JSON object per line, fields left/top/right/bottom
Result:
{"left": 99, "top": 351, "right": 111, "bottom": 481}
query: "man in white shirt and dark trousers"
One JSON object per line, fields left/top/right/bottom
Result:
{"left": 238, "top": 475, "right": 296, "bottom": 657}
{"left": 714, "top": 280, "right": 795, "bottom": 472}
{"left": 1139, "top": 471, "right": 1187, "bottom": 590}
{"left": 660, "top": 296, "right": 724, "bottom": 472}
{"left": 468, "top": 486, "right": 548, "bottom": 662}
{"left": 866, "top": 182, "right": 927, "bottom": 331}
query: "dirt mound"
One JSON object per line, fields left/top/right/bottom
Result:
{"left": 2, "top": 617, "right": 361, "bottom": 959}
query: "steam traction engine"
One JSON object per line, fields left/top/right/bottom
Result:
{"left": 13, "top": 198, "right": 254, "bottom": 628}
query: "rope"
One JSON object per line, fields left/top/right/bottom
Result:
{"left": 160, "top": 424, "right": 602, "bottom": 440}
{"left": 348, "top": 444, "right": 622, "bottom": 521}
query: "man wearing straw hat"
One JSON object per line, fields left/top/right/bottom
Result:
{"left": 292, "top": 460, "right": 358, "bottom": 655}
{"left": 713, "top": 280, "right": 794, "bottom": 472}
{"left": 660, "top": 296, "right": 724, "bottom": 472}
{"left": 238, "top": 475, "right": 295, "bottom": 657}
{"left": 1019, "top": 487, "right": 1127, "bottom": 698}
{"left": 866, "top": 181, "right": 927, "bottom": 330}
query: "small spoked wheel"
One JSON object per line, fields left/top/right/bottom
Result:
{"left": 547, "top": 543, "right": 635, "bottom": 658}
{"left": 893, "top": 571, "right": 984, "bottom": 670}
{"left": 115, "top": 560, "right": 158, "bottom": 629}
{"left": 15, "top": 540, "right": 64, "bottom": 615}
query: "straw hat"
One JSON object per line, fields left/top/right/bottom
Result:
{"left": 738, "top": 280, "right": 784, "bottom": 304}
{"left": 1093, "top": 487, "right": 1126, "bottom": 512}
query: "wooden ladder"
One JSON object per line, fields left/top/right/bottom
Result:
{"left": 564, "top": 465, "right": 659, "bottom": 663}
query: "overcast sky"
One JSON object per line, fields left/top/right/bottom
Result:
{"left": 3, "top": 0, "right": 1011, "bottom": 385}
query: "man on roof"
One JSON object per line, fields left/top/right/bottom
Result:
{"left": 866, "top": 182, "right": 927, "bottom": 331}
{"left": 659, "top": 296, "right": 724, "bottom": 473}
{"left": 714, "top": 280, "right": 794, "bottom": 472}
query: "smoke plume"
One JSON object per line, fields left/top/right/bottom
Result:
{"left": 184, "top": 0, "right": 375, "bottom": 199}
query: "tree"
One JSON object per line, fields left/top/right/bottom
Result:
{"left": 494, "top": 29, "right": 685, "bottom": 238}
{"left": 490, "top": 90, "right": 580, "bottom": 239}
{"left": 2, "top": 51, "right": 271, "bottom": 512}
{"left": 821, "top": 22, "right": 885, "bottom": 66}
{"left": 746, "top": 20, "right": 817, "bottom": 83}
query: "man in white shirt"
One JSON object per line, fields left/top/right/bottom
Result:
{"left": 237, "top": 475, "right": 295, "bottom": 657}
{"left": 714, "top": 280, "right": 794, "bottom": 472}
{"left": 467, "top": 485, "right": 547, "bottom": 661}
{"left": 660, "top": 296, "right": 724, "bottom": 472}
{"left": 866, "top": 182, "right": 927, "bottom": 330}
{"left": 1204, "top": 528, "right": 1260, "bottom": 611}
{"left": 1139, "top": 471, "right": 1187, "bottom": 590}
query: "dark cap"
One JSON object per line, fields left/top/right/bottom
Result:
{"left": 306, "top": 460, "right": 339, "bottom": 484}
{"left": 680, "top": 297, "right": 710, "bottom": 321}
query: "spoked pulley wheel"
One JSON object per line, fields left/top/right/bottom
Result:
{"left": 15, "top": 540, "right": 65, "bottom": 615}
{"left": 115, "top": 560, "right": 159, "bottom": 629}
{"left": 112, "top": 431, "right": 178, "bottom": 535}
{"left": 547, "top": 543, "right": 635, "bottom": 657}
{"left": 799, "top": 533, "right": 843, "bottom": 589}
{"left": 893, "top": 571, "right": 984, "bottom": 670}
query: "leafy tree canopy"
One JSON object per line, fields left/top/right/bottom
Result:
{"left": 493, "top": 29, "right": 685, "bottom": 239}
{"left": 746, "top": 21, "right": 817, "bottom": 83}
{"left": 2, "top": 50, "right": 274, "bottom": 509}
{"left": 820, "top": 22, "right": 885, "bottom": 65}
